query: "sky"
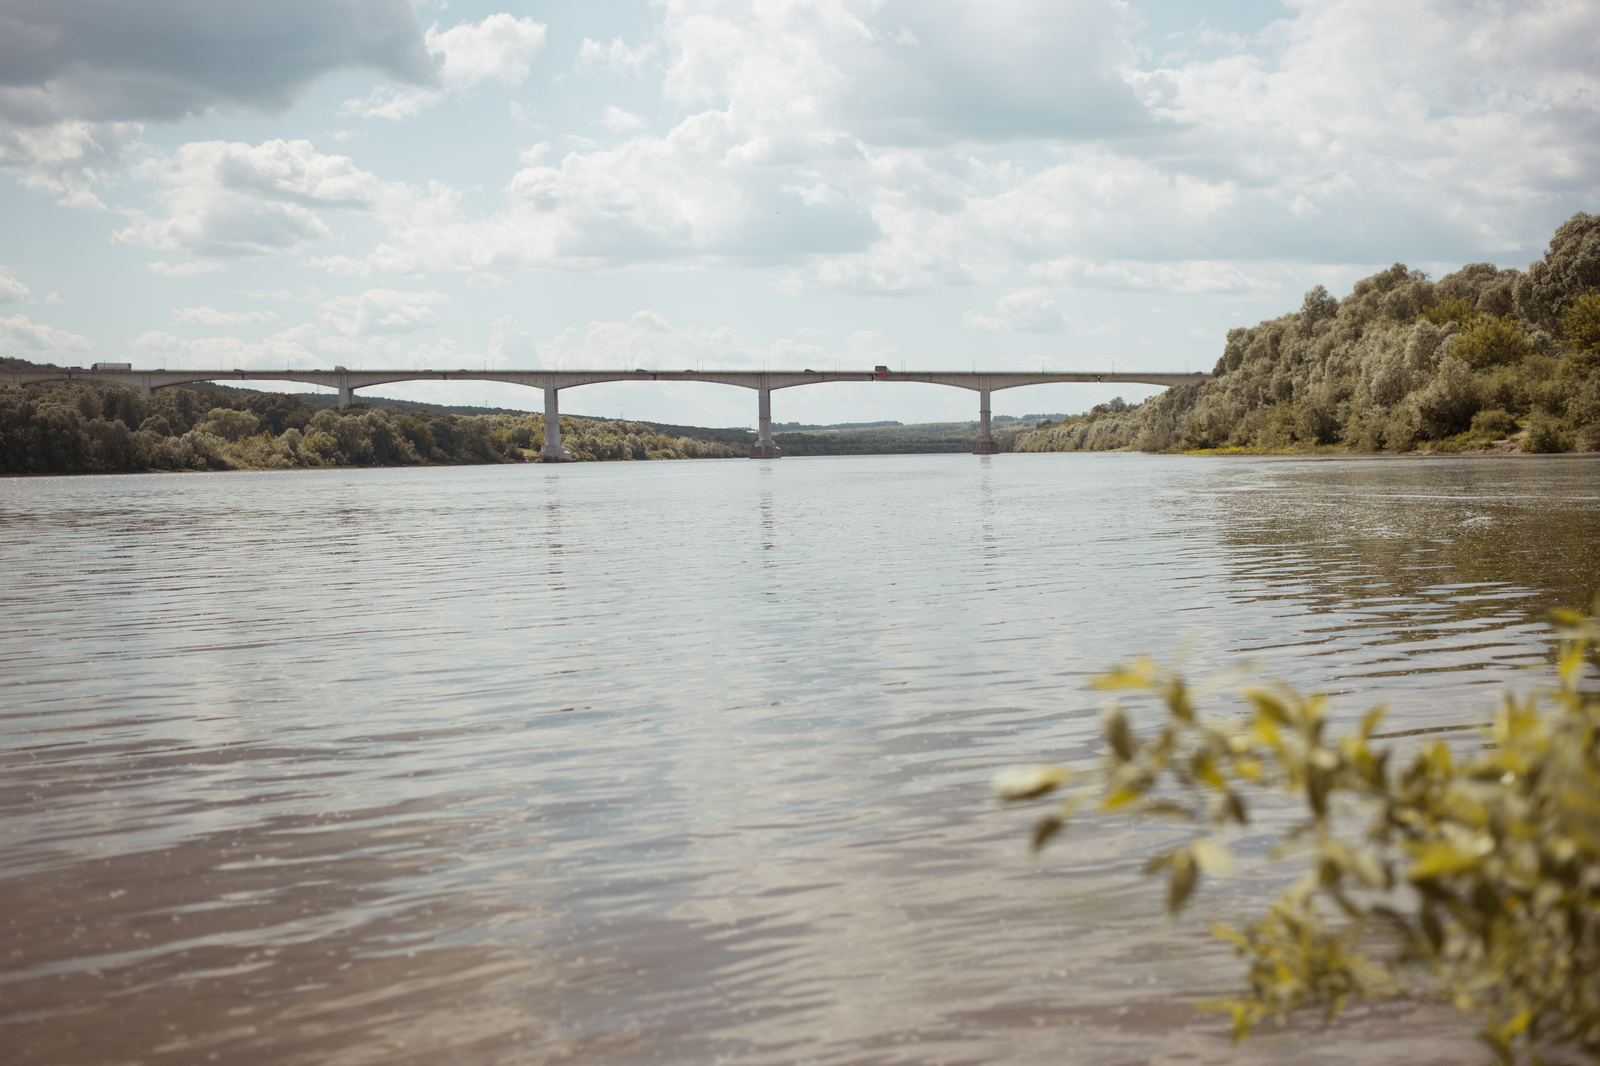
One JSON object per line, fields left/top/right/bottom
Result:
{"left": 1, "top": 0, "right": 1596, "bottom": 428}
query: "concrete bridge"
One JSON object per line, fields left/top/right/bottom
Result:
{"left": 1, "top": 365, "right": 1209, "bottom": 459}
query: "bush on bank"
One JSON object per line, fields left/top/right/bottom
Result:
{"left": 1014, "top": 213, "right": 1600, "bottom": 455}
{"left": 0, "top": 381, "right": 745, "bottom": 475}
{"left": 995, "top": 606, "right": 1600, "bottom": 1064}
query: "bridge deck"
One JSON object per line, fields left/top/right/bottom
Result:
{"left": 1, "top": 367, "right": 1207, "bottom": 393}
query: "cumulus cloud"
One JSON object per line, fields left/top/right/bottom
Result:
{"left": 43, "top": 0, "right": 1590, "bottom": 301}
{"left": 172, "top": 306, "right": 282, "bottom": 327}
{"left": 659, "top": 0, "right": 1146, "bottom": 146}
{"left": 0, "top": 313, "right": 92, "bottom": 355}
{"left": 132, "top": 324, "right": 323, "bottom": 368}
{"left": 0, "top": 272, "right": 30, "bottom": 303}
{"left": 344, "top": 14, "right": 547, "bottom": 119}
{"left": 530, "top": 315, "right": 895, "bottom": 372}
{"left": 487, "top": 316, "right": 537, "bottom": 366}
{"left": 602, "top": 106, "right": 645, "bottom": 132}
{"left": 116, "top": 140, "right": 388, "bottom": 257}
{"left": 576, "top": 36, "right": 659, "bottom": 76}
{"left": 318, "top": 0, "right": 1596, "bottom": 292}
{"left": 962, "top": 288, "right": 1069, "bottom": 333}
{"left": 0, "top": 0, "right": 432, "bottom": 203}
{"left": 319, "top": 288, "right": 450, "bottom": 335}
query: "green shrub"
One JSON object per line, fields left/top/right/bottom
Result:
{"left": 995, "top": 606, "right": 1600, "bottom": 1063}
{"left": 1453, "top": 316, "right": 1536, "bottom": 370}
{"left": 1470, "top": 409, "right": 1519, "bottom": 437}
{"left": 1562, "top": 291, "right": 1600, "bottom": 372}
{"left": 1419, "top": 295, "right": 1481, "bottom": 329}
{"left": 1521, "top": 412, "right": 1572, "bottom": 453}
{"left": 1413, "top": 357, "right": 1481, "bottom": 438}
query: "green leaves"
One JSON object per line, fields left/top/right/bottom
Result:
{"left": 997, "top": 603, "right": 1600, "bottom": 1063}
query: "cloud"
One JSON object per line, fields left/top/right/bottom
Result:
{"left": 318, "top": 288, "right": 450, "bottom": 335}
{"left": 532, "top": 316, "right": 827, "bottom": 371}
{"left": 343, "top": 14, "right": 547, "bottom": 119}
{"left": 0, "top": 119, "right": 143, "bottom": 208}
{"left": 659, "top": 0, "right": 1147, "bottom": 146}
{"left": 0, "top": 0, "right": 432, "bottom": 203}
{"left": 116, "top": 140, "right": 387, "bottom": 257}
{"left": 43, "top": 292, "right": 63, "bottom": 306}
{"left": 172, "top": 306, "right": 282, "bottom": 327}
{"left": 602, "top": 106, "right": 645, "bottom": 132}
{"left": 83, "top": 0, "right": 1593, "bottom": 299}
{"left": 0, "top": 313, "right": 92, "bottom": 355}
{"left": 132, "top": 325, "right": 322, "bottom": 368}
{"left": 0, "top": 272, "right": 29, "bottom": 303}
{"left": 487, "top": 316, "right": 537, "bottom": 365}
{"left": 576, "top": 37, "right": 659, "bottom": 76}
{"left": 962, "top": 288, "right": 1069, "bottom": 333}
{"left": 145, "top": 260, "right": 225, "bottom": 277}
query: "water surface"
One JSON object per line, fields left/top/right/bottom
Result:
{"left": 3, "top": 453, "right": 1597, "bottom": 1065}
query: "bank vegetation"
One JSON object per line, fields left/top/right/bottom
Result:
{"left": 1015, "top": 212, "right": 1600, "bottom": 456}
{"left": 0, "top": 378, "right": 749, "bottom": 475}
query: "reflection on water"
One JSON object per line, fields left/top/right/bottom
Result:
{"left": 2, "top": 454, "right": 1596, "bottom": 1065}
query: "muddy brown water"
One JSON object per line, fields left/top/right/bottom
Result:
{"left": 3, "top": 453, "right": 1598, "bottom": 1065}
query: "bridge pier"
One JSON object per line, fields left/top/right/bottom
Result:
{"left": 750, "top": 387, "right": 781, "bottom": 459}
{"left": 338, "top": 386, "right": 355, "bottom": 407}
{"left": 540, "top": 387, "right": 574, "bottom": 462}
{"left": 973, "top": 388, "right": 999, "bottom": 454}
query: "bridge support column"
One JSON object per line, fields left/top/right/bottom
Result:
{"left": 540, "top": 387, "right": 574, "bottom": 462}
{"left": 750, "top": 387, "right": 781, "bottom": 459}
{"left": 973, "top": 388, "right": 999, "bottom": 454}
{"left": 338, "top": 386, "right": 355, "bottom": 407}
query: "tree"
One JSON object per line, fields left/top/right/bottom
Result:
{"left": 1515, "top": 212, "right": 1600, "bottom": 330}
{"left": 1561, "top": 291, "right": 1600, "bottom": 372}
{"left": 1451, "top": 316, "right": 1534, "bottom": 371}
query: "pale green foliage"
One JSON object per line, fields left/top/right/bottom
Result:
{"left": 996, "top": 607, "right": 1600, "bottom": 1062}
{"left": 196, "top": 406, "right": 261, "bottom": 442}
{"left": 1521, "top": 412, "right": 1573, "bottom": 453}
{"left": 1009, "top": 214, "right": 1600, "bottom": 454}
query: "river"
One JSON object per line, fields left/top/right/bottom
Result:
{"left": 3, "top": 453, "right": 1597, "bottom": 1065}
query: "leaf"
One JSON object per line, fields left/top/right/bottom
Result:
{"left": 1408, "top": 836, "right": 1492, "bottom": 880}
{"left": 1167, "top": 851, "right": 1198, "bottom": 914}
{"left": 1191, "top": 838, "right": 1235, "bottom": 876}
{"left": 1090, "top": 658, "right": 1160, "bottom": 691}
{"left": 1245, "top": 690, "right": 1292, "bottom": 726}
{"left": 1359, "top": 706, "right": 1387, "bottom": 739}
{"left": 1031, "top": 815, "right": 1064, "bottom": 852}
{"left": 1104, "top": 706, "right": 1135, "bottom": 762}
{"left": 991, "top": 764, "right": 1070, "bottom": 801}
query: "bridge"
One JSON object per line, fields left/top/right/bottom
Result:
{"left": 1, "top": 366, "right": 1209, "bottom": 459}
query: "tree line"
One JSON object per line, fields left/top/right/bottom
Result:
{"left": 1016, "top": 212, "right": 1600, "bottom": 455}
{"left": 0, "top": 376, "right": 746, "bottom": 475}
